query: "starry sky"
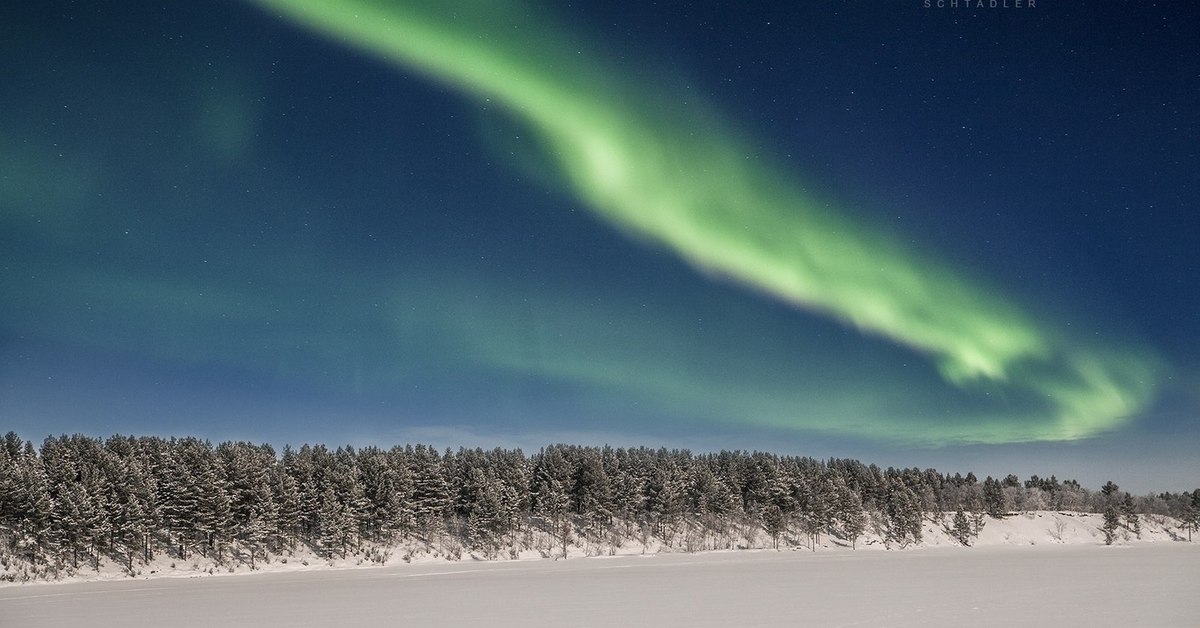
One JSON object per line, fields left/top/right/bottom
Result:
{"left": 2, "top": 0, "right": 1197, "bottom": 491}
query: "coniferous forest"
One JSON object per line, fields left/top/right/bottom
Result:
{"left": 1, "top": 432, "right": 1198, "bottom": 582}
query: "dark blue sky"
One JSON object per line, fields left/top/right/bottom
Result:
{"left": 2, "top": 0, "right": 1196, "bottom": 491}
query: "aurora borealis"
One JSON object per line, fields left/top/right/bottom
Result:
{"left": 2, "top": 1, "right": 1198, "bottom": 489}
{"left": 248, "top": 0, "right": 1161, "bottom": 444}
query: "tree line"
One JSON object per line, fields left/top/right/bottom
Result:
{"left": 1, "top": 432, "right": 1197, "bottom": 579}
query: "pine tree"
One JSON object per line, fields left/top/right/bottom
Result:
{"left": 0, "top": 438, "right": 20, "bottom": 538}
{"left": 532, "top": 447, "right": 572, "bottom": 555}
{"left": 571, "top": 452, "right": 613, "bottom": 545}
{"left": 613, "top": 456, "right": 648, "bottom": 543}
{"left": 387, "top": 450, "right": 417, "bottom": 540}
{"left": 219, "top": 442, "right": 277, "bottom": 562}
{"left": 318, "top": 487, "right": 352, "bottom": 559}
{"left": 761, "top": 464, "right": 794, "bottom": 549}
{"left": 54, "top": 480, "right": 96, "bottom": 569}
{"left": 280, "top": 445, "right": 319, "bottom": 546}
{"left": 1182, "top": 490, "right": 1200, "bottom": 542}
{"left": 983, "top": 476, "right": 1006, "bottom": 519}
{"left": 644, "top": 453, "right": 686, "bottom": 542}
{"left": 105, "top": 451, "right": 155, "bottom": 574}
{"left": 106, "top": 437, "right": 160, "bottom": 568}
{"left": 333, "top": 447, "right": 371, "bottom": 547}
{"left": 227, "top": 443, "right": 279, "bottom": 567}
{"left": 3, "top": 431, "right": 1191, "bottom": 581}
{"left": 1120, "top": 493, "right": 1141, "bottom": 538}
{"left": 19, "top": 452, "right": 56, "bottom": 566}
{"left": 835, "top": 484, "right": 866, "bottom": 549}
{"left": 357, "top": 449, "right": 401, "bottom": 543}
{"left": 1102, "top": 504, "right": 1121, "bottom": 545}
{"left": 41, "top": 436, "right": 108, "bottom": 571}
{"left": 688, "top": 461, "right": 735, "bottom": 549}
{"left": 950, "top": 508, "right": 973, "bottom": 546}
{"left": 159, "top": 438, "right": 209, "bottom": 559}
{"left": 884, "top": 477, "right": 923, "bottom": 547}
{"left": 241, "top": 501, "right": 272, "bottom": 569}
{"left": 199, "top": 478, "right": 233, "bottom": 561}
{"left": 762, "top": 504, "right": 787, "bottom": 550}
{"left": 273, "top": 467, "right": 303, "bottom": 549}
{"left": 288, "top": 445, "right": 322, "bottom": 546}
{"left": 492, "top": 448, "right": 530, "bottom": 554}
{"left": 806, "top": 473, "right": 836, "bottom": 550}
{"left": 183, "top": 443, "right": 233, "bottom": 561}
{"left": 1101, "top": 481, "right": 1121, "bottom": 545}
{"left": 463, "top": 467, "right": 504, "bottom": 554}
{"left": 410, "top": 445, "right": 450, "bottom": 538}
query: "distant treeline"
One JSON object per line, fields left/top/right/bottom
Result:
{"left": 1, "top": 432, "right": 1198, "bottom": 578}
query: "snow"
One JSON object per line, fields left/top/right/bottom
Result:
{"left": 1, "top": 543, "right": 1196, "bottom": 627}
{"left": 1, "top": 511, "right": 1196, "bottom": 627}
{"left": 0, "top": 511, "right": 1191, "bottom": 587}
{"left": 909, "top": 510, "right": 1185, "bottom": 548}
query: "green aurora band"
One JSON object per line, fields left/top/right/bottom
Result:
{"left": 249, "top": 0, "right": 1158, "bottom": 443}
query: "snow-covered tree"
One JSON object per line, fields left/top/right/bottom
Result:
{"left": 318, "top": 486, "right": 353, "bottom": 558}
{"left": 1100, "top": 481, "right": 1121, "bottom": 545}
{"left": 571, "top": 451, "right": 613, "bottom": 545}
{"left": 409, "top": 445, "right": 450, "bottom": 538}
{"left": 983, "top": 476, "right": 1006, "bottom": 519}
{"left": 273, "top": 465, "right": 303, "bottom": 549}
{"left": 1120, "top": 493, "right": 1141, "bottom": 539}
{"left": 884, "top": 477, "right": 923, "bottom": 547}
{"left": 950, "top": 509, "right": 973, "bottom": 546}
{"left": 532, "top": 446, "right": 572, "bottom": 555}
{"left": 833, "top": 480, "right": 866, "bottom": 549}
{"left": 0, "top": 430, "right": 1187, "bottom": 581}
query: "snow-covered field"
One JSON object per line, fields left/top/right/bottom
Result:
{"left": 2, "top": 509, "right": 1190, "bottom": 586}
{"left": 2, "top": 512, "right": 1196, "bottom": 626}
{"left": 2, "top": 543, "right": 1196, "bottom": 627}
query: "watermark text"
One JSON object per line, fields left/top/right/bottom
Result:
{"left": 924, "top": 0, "right": 1036, "bottom": 8}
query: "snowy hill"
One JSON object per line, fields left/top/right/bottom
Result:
{"left": 875, "top": 511, "right": 1185, "bottom": 549}
{"left": 2, "top": 511, "right": 1192, "bottom": 586}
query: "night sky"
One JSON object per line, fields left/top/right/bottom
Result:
{"left": 3, "top": 0, "right": 1197, "bottom": 492}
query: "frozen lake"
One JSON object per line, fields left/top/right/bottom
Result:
{"left": 3, "top": 544, "right": 1196, "bottom": 627}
